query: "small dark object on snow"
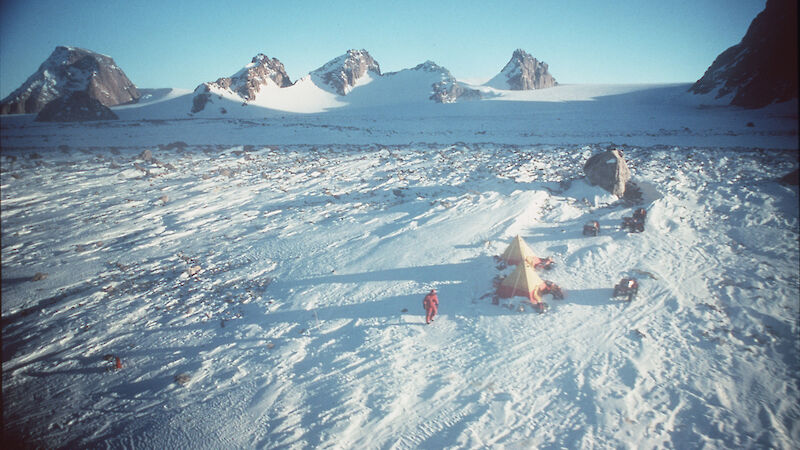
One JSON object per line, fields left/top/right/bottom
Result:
{"left": 613, "top": 278, "right": 639, "bottom": 302}
{"left": 583, "top": 220, "right": 600, "bottom": 236}
{"left": 32, "top": 272, "right": 48, "bottom": 281}
{"left": 621, "top": 208, "right": 646, "bottom": 233}
{"left": 540, "top": 280, "right": 564, "bottom": 300}
{"left": 174, "top": 373, "right": 191, "bottom": 385}
{"left": 102, "top": 354, "right": 114, "bottom": 362}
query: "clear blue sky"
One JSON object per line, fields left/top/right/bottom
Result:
{"left": 1, "top": 0, "right": 766, "bottom": 98}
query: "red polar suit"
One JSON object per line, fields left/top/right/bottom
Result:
{"left": 423, "top": 290, "right": 439, "bottom": 324}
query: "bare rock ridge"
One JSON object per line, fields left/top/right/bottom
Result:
{"left": 200, "top": 53, "right": 292, "bottom": 101}
{"left": 311, "top": 49, "right": 381, "bottom": 96}
{"left": 690, "top": 0, "right": 798, "bottom": 108}
{"left": 0, "top": 46, "right": 140, "bottom": 115}
{"left": 191, "top": 50, "right": 482, "bottom": 112}
{"left": 409, "top": 61, "right": 482, "bottom": 103}
{"left": 192, "top": 53, "right": 292, "bottom": 113}
{"left": 486, "top": 49, "right": 557, "bottom": 90}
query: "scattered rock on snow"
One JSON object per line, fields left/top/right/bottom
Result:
{"left": 174, "top": 373, "right": 191, "bottom": 386}
{"left": 139, "top": 150, "right": 153, "bottom": 162}
{"left": 584, "top": 148, "right": 631, "bottom": 198}
{"left": 32, "top": 272, "right": 48, "bottom": 281}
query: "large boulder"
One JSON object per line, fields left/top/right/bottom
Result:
{"left": 35, "top": 91, "right": 118, "bottom": 122}
{"left": 583, "top": 149, "right": 631, "bottom": 198}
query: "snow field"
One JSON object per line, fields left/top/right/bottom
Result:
{"left": 1, "top": 142, "right": 798, "bottom": 448}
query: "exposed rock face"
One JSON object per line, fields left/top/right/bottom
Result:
{"left": 191, "top": 85, "right": 213, "bottom": 114}
{"left": 204, "top": 54, "right": 292, "bottom": 101}
{"left": 407, "top": 61, "right": 482, "bottom": 103}
{"left": 311, "top": 49, "right": 381, "bottom": 95}
{"left": 779, "top": 168, "right": 799, "bottom": 185}
{"left": 191, "top": 53, "right": 292, "bottom": 113}
{"left": 584, "top": 149, "right": 631, "bottom": 198}
{"left": 1, "top": 46, "right": 140, "bottom": 115}
{"left": 690, "top": 0, "right": 798, "bottom": 108}
{"left": 34, "top": 91, "right": 118, "bottom": 122}
{"left": 486, "top": 49, "right": 557, "bottom": 90}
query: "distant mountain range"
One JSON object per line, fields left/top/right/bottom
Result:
{"left": 1, "top": 0, "right": 796, "bottom": 119}
{"left": 0, "top": 47, "right": 558, "bottom": 117}
{"left": 189, "top": 50, "right": 497, "bottom": 114}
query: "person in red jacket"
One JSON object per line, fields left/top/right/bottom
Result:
{"left": 423, "top": 289, "right": 439, "bottom": 324}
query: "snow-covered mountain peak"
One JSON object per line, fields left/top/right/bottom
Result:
{"left": 0, "top": 46, "right": 140, "bottom": 115}
{"left": 191, "top": 52, "right": 293, "bottom": 113}
{"left": 310, "top": 49, "right": 381, "bottom": 95}
{"left": 485, "top": 49, "right": 557, "bottom": 90}
{"left": 411, "top": 60, "right": 449, "bottom": 73}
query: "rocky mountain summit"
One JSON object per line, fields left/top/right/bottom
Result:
{"left": 199, "top": 53, "right": 292, "bottom": 101}
{"left": 407, "top": 61, "right": 482, "bottom": 103}
{"left": 311, "top": 49, "right": 381, "bottom": 95}
{"left": 690, "top": 0, "right": 797, "bottom": 108}
{"left": 486, "top": 49, "right": 557, "bottom": 90}
{"left": 192, "top": 53, "right": 292, "bottom": 113}
{"left": 1, "top": 46, "right": 140, "bottom": 115}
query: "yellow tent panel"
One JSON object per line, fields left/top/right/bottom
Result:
{"left": 500, "top": 235, "right": 538, "bottom": 266}
{"left": 497, "top": 263, "right": 544, "bottom": 302}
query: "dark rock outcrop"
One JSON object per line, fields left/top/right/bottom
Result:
{"left": 486, "top": 49, "right": 557, "bottom": 90}
{"left": 34, "top": 91, "right": 118, "bottom": 122}
{"left": 203, "top": 54, "right": 292, "bottom": 101}
{"left": 311, "top": 49, "right": 381, "bottom": 95}
{"left": 407, "top": 61, "right": 482, "bottom": 103}
{"left": 1, "top": 46, "right": 140, "bottom": 115}
{"left": 779, "top": 168, "right": 799, "bottom": 185}
{"left": 690, "top": 0, "right": 798, "bottom": 108}
{"left": 584, "top": 149, "right": 631, "bottom": 198}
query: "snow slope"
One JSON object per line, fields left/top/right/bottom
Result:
{"left": 1, "top": 86, "right": 799, "bottom": 448}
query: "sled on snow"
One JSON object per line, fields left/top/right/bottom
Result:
{"left": 621, "top": 208, "right": 646, "bottom": 233}
{"left": 583, "top": 220, "right": 600, "bottom": 236}
{"left": 613, "top": 278, "right": 639, "bottom": 302}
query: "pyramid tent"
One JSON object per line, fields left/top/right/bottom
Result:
{"left": 497, "top": 262, "right": 544, "bottom": 302}
{"left": 500, "top": 235, "right": 538, "bottom": 266}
